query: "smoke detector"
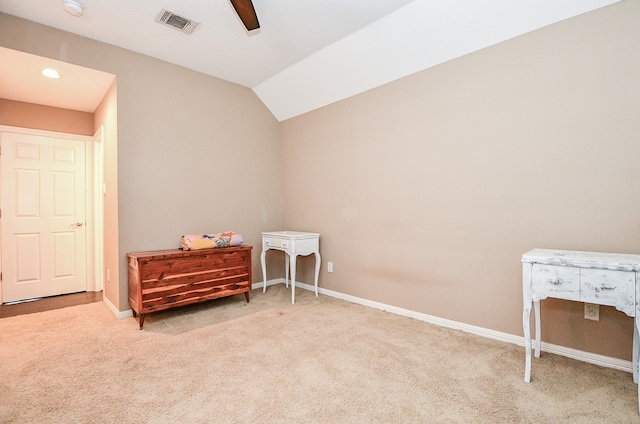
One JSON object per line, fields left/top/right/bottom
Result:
{"left": 155, "top": 9, "right": 200, "bottom": 34}
{"left": 63, "top": 0, "right": 84, "bottom": 17}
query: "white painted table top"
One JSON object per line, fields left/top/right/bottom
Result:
{"left": 522, "top": 248, "right": 640, "bottom": 272}
{"left": 261, "top": 231, "right": 320, "bottom": 239}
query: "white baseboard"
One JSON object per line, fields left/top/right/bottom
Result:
{"left": 539, "top": 341, "right": 632, "bottom": 373}
{"left": 103, "top": 294, "right": 132, "bottom": 319}
{"left": 290, "top": 281, "right": 633, "bottom": 374}
{"left": 251, "top": 278, "right": 285, "bottom": 291}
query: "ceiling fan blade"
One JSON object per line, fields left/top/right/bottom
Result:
{"left": 230, "top": 0, "right": 260, "bottom": 31}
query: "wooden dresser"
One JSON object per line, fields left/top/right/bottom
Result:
{"left": 127, "top": 245, "right": 252, "bottom": 329}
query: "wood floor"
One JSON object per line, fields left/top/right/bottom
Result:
{"left": 0, "top": 291, "right": 103, "bottom": 319}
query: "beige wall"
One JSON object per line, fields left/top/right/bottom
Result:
{"left": 93, "top": 80, "right": 119, "bottom": 306}
{"left": 280, "top": 0, "right": 640, "bottom": 360}
{"left": 0, "top": 13, "right": 283, "bottom": 311}
{"left": 0, "top": 99, "right": 94, "bottom": 135}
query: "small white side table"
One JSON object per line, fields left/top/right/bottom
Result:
{"left": 522, "top": 248, "right": 640, "bottom": 414}
{"left": 261, "top": 231, "right": 321, "bottom": 304}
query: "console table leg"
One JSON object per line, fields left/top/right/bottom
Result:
{"left": 637, "top": 320, "right": 640, "bottom": 415}
{"left": 523, "top": 301, "right": 532, "bottom": 382}
{"left": 313, "top": 251, "right": 321, "bottom": 297}
{"left": 633, "top": 324, "right": 638, "bottom": 384}
{"left": 290, "top": 254, "right": 297, "bottom": 304}
{"left": 523, "top": 262, "right": 533, "bottom": 382}
{"left": 285, "top": 254, "right": 290, "bottom": 288}
{"left": 534, "top": 300, "right": 541, "bottom": 358}
{"left": 261, "top": 249, "right": 268, "bottom": 293}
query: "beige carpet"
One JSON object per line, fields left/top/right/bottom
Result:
{"left": 1, "top": 284, "right": 639, "bottom": 423}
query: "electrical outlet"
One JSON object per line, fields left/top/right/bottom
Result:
{"left": 584, "top": 303, "right": 600, "bottom": 321}
{"left": 328, "top": 262, "right": 333, "bottom": 273}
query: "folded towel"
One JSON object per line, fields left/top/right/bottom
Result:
{"left": 180, "top": 232, "right": 243, "bottom": 250}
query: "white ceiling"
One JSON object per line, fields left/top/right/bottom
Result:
{"left": 0, "top": 46, "right": 116, "bottom": 113}
{"left": 0, "top": 0, "right": 621, "bottom": 120}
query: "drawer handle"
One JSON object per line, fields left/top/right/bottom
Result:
{"left": 596, "top": 285, "right": 615, "bottom": 293}
{"left": 549, "top": 279, "right": 563, "bottom": 286}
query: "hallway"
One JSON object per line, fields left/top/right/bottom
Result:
{"left": 0, "top": 291, "right": 102, "bottom": 318}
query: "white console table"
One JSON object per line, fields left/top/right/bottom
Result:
{"left": 522, "top": 248, "right": 640, "bottom": 413}
{"left": 261, "top": 231, "right": 321, "bottom": 304}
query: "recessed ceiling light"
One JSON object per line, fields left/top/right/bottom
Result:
{"left": 63, "top": 0, "right": 84, "bottom": 17}
{"left": 41, "top": 68, "right": 61, "bottom": 79}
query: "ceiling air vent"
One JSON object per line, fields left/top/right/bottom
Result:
{"left": 155, "top": 9, "right": 200, "bottom": 34}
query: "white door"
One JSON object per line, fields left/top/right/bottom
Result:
{"left": 1, "top": 131, "right": 87, "bottom": 303}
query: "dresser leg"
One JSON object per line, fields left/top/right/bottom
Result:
{"left": 139, "top": 314, "right": 146, "bottom": 330}
{"left": 244, "top": 292, "right": 250, "bottom": 303}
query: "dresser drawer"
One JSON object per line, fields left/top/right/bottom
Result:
{"left": 532, "top": 264, "right": 580, "bottom": 301}
{"left": 580, "top": 268, "right": 635, "bottom": 314}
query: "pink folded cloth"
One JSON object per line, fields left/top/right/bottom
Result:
{"left": 180, "top": 232, "right": 243, "bottom": 250}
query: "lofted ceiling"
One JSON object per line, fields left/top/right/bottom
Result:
{"left": 0, "top": 0, "right": 621, "bottom": 121}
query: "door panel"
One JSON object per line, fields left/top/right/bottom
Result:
{"left": 1, "top": 131, "right": 87, "bottom": 303}
{"left": 16, "top": 234, "right": 40, "bottom": 282}
{"left": 16, "top": 169, "right": 39, "bottom": 217}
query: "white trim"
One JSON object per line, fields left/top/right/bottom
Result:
{"left": 539, "top": 341, "right": 632, "bottom": 373}
{"left": 251, "top": 278, "right": 285, "bottom": 291}
{"left": 103, "top": 294, "right": 132, "bottom": 319}
{"left": 91, "top": 126, "right": 105, "bottom": 292}
{"left": 84, "top": 131, "right": 96, "bottom": 291}
{"left": 290, "top": 281, "right": 633, "bottom": 374}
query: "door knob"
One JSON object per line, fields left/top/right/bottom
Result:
{"left": 71, "top": 222, "right": 84, "bottom": 228}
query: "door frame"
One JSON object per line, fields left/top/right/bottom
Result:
{"left": 0, "top": 125, "right": 105, "bottom": 298}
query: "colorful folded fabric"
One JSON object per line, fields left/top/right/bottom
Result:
{"left": 180, "top": 232, "right": 243, "bottom": 250}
